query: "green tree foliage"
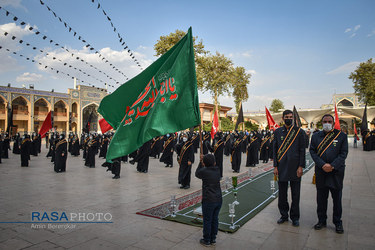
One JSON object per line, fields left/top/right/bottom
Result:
{"left": 232, "top": 66, "right": 251, "bottom": 113}
{"left": 244, "top": 121, "right": 258, "bottom": 131}
{"left": 349, "top": 58, "right": 375, "bottom": 105}
{"left": 197, "top": 52, "right": 234, "bottom": 107}
{"left": 154, "top": 29, "right": 207, "bottom": 57}
{"left": 220, "top": 117, "right": 234, "bottom": 131}
{"left": 203, "top": 122, "right": 212, "bottom": 132}
{"left": 269, "top": 99, "right": 284, "bottom": 113}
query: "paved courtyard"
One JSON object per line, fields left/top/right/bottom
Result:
{"left": 0, "top": 141, "right": 374, "bottom": 249}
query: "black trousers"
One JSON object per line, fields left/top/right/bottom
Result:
{"left": 278, "top": 180, "right": 301, "bottom": 221}
{"left": 316, "top": 186, "right": 342, "bottom": 225}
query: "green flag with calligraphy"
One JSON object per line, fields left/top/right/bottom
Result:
{"left": 98, "top": 27, "right": 201, "bottom": 161}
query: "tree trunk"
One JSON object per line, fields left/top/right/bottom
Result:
{"left": 214, "top": 89, "right": 220, "bottom": 130}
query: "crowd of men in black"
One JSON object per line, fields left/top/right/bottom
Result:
{"left": 2, "top": 125, "right": 373, "bottom": 182}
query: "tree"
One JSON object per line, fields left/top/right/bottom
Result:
{"left": 232, "top": 66, "right": 251, "bottom": 113}
{"left": 244, "top": 121, "right": 258, "bottom": 131}
{"left": 220, "top": 117, "right": 234, "bottom": 131}
{"left": 154, "top": 29, "right": 207, "bottom": 71}
{"left": 349, "top": 58, "right": 375, "bottom": 105}
{"left": 269, "top": 99, "right": 284, "bottom": 113}
{"left": 197, "top": 52, "right": 234, "bottom": 112}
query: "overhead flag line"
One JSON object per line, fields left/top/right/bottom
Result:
{"left": 0, "top": 45, "right": 109, "bottom": 92}
{"left": 37, "top": 1, "right": 130, "bottom": 81}
{"left": 88, "top": 0, "right": 143, "bottom": 70}
{"left": 1, "top": 31, "right": 117, "bottom": 88}
{"left": 0, "top": 6, "right": 127, "bottom": 84}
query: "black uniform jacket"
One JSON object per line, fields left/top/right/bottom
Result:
{"left": 195, "top": 163, "right": 222, "bottom": 203}
{"left": 273, "top": 125, "right": 306, "bottom": 182}
{"left": 309, "top": 129, "right": 348, "bottom": 190}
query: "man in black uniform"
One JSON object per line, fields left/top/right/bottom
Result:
{"left": 259, "top": 131, "right": 270, "bottom": 163}
{"left": 310, "top": 114, "right": 348, "bottom": 234}
{"left": 85, "top": 134, "right": 98, "bottom": 168}
{"left": 131, "top": 140, "right": 151, "bottom": 173}
{"left": 207, "top": 132, "right": 224, "bottom": 177}
{"left": 160, "top": 134, "right": 175, "bottom": 168}
{"left": 54, "top": 134, "right": 67, "bottom": 172}
{"left": 273, "top": 110, "right": 305, "bottom": 227}
{"left": 246, "top": 132, "right": 258, "bottom": 167}
{"left": 176, "top": 133, "right": 194, "bottom": 189}
{"left": 20, "top": 134, "right": 31, "bottom": 167}
{"left": 230, "top": 132, "right": 242, "bottom": 173}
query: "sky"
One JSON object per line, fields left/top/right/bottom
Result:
{"left": 0, "top": 0, "right": 374, "bottom": 112}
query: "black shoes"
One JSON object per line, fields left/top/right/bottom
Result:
{"left": 112, "top": 176, "right": 120, "bottom": 179}
{"left": 292, "top": 220, "right": 299, "bottom": 227}
{"left": 335, "top": 223, "right": 344, "bottom": 234}
{"left": 277, "top": 217, "right": 288, "bottom": 224}
{"left": 314, "top": 222, "right": 327, "bottom": 230}
{"left": 199, "top": 239, "right": 210, "bottom": 247}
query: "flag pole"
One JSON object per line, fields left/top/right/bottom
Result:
{"left": 199, "top": 124, "right": 203, "bottom": 163}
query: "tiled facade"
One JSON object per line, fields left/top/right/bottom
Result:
{"left": 0, "top": 85, "right": 107, "bottom": 134}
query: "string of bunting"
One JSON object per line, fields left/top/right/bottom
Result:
{"left": 0, "top": 45, "right": 110, "bottom": 92}
{"left": 37, "top": 1, "right": 130, "bottom": 81}
{"left": 0, "top": 5, "right": 128, "bottom": 84}
{"left": 1, "top": 31, "right": 116, "bottom": 88}
{"left": 88, "top": 0, "right": 143, "bottom": 70}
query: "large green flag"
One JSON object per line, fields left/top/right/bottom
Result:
{"left": 98, "top": 27, "right": 201, "bottom": 161}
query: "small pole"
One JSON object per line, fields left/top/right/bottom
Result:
{"left": 199, "top": 124, "right": 203, "bottom": 163}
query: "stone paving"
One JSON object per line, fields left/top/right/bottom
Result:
{"left": 0, "top": 141, "right": 374, "bottom": 249}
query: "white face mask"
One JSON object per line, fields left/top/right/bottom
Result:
{"left": 183, "top": 137, "right": 187, "bottom": 142}
{"left": 322, "top": 123, "right": 333, "bottom": 132}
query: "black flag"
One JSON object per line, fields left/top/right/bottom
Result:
{"left": 69, "top": 112, "right": 72, "bottom": 131}
{"left": 361, "top": 104, "right": 368, "bottom": 136}
{"left": 6, "top": 102, "right": 14, "bottom": 133}
{"left": 235, "top": 103, "right": 244, "bottom": 131}
{"left": 293, "top": 106, "right": 302, "bottom": 127}
{"left": 84, "top": 111, "right": 93, "bottom": 133}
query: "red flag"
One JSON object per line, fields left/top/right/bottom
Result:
{"left": 265, "top": 107, "right": 280, "bottom": 131}
{"left": 354, "top": 123, "right": 360, "bottom": 141}
{"left": 39, "top": 111, "right": 52, "bottom": 138}
{"left": 334, "top": 104, "right": 341, "bottom": 130}
{"left": 211, "top": 110, "right": 219, "bottom": 139}
{"left": 99, "top": 118, "right": 113, "bottom": 133}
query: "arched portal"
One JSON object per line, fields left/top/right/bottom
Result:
{"left": 82, "top": 104, "right": 98, "bottom": 133}
{"left": 54, "top": 100, "right": 68, "bottom": 133}
{"left": 12, "top": 96, "right": 29, "bottom": 133}
{"left": 337, "top": 99, "right": 353, "bottom": 107}
{"left": 0, "top": 96, "right": 6, "bottom": 132}
{"left": 34, "top": 98, "right": 49, "bottom": 133}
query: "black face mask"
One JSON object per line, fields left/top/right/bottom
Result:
{"left": 284, "top": 119, "right": 293, "bottom": 126}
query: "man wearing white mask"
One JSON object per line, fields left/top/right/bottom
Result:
{"left": 310, "top": 114, "right": 348, "bottom": 234}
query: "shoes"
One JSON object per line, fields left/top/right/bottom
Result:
{"left": 183, "top": 185, "right": 190, "bottom": 189}
{"left": 292, "top": 220, "right": 299, "bottom": 227}
{"left": 277, "top": 218, "right": 288, "bottom": 224}
{"left": 112, "top": 176, "right": 120, "bottom": 179}
{"left": 179, "top": 185, "right": 185, "bottom": 189}
{"left": 335, "top": 223, "right": 344, "bottom": 234}
{"left": 199, "top": 239, "right": 210, "bottom": 247}
{"left": 210, "top": 239, "right": 216, "bottom": 245}
{"left": 314, "top": 222, "right": 327, "bottom": 230}
{"left": 143, "top": 170, "right": 148, "bottom": 173}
